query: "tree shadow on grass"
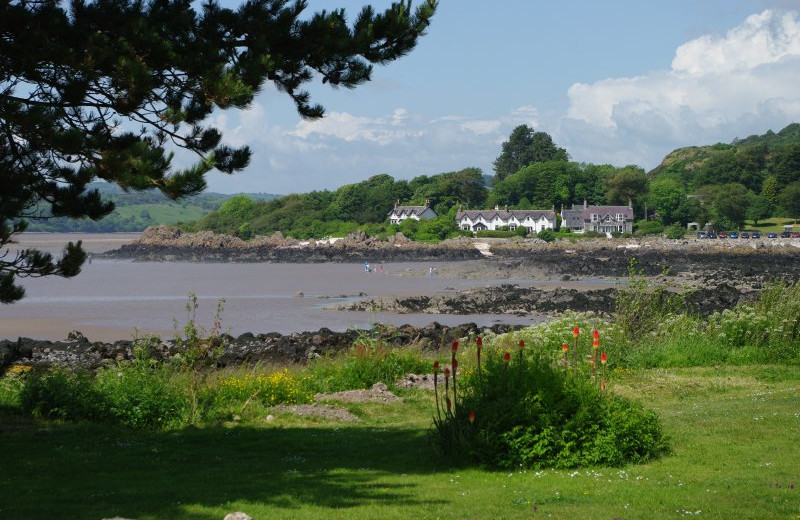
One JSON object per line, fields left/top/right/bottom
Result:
{"left": 0, "top": 421, "right": 455, "bottom": 520}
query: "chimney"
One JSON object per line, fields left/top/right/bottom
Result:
{"left": 494, "top": 204, "right": 499, "bottom": 211}
{"left": 395, "top": 199, "right": 399, "bottom": 208}
{"left": 504, "top": 204, "right": 508, "bottom": 212}
{"left": 583, "top": 199, "right": 587, "bottom": 209}
{"left": 424, "top": 198, "right": 429, "bottom": 207}
{"left": 628, "top": 198, "right": 633, "bottom": 209}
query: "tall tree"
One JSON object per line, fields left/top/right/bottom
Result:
{"left": 0, "top": 0, "right": 437, "bottom": 302}
{"left": 492, "top": 124, "right": 568, "bottom": 183}
{"left": 605, "top": 166, "right": 648, "bottom": 206}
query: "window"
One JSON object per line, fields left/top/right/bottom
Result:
{"left": 509, "top": 224, "right": 517, "bottom": 230}
{"left": 616, "top": 213, "right": 624, "bottom": 221}
{"left": 591, "top": 214, "right": 598, "bottom": 222}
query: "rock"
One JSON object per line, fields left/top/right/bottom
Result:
{"left": 223, "top": 513, "right": 252, "bottom": 520}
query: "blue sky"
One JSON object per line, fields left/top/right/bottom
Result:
{"left": 204, "top": 0, "right": 800, "bottom": 194}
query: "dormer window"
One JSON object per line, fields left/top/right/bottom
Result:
{"left": 616, "top": 213, "right": 624, "bottom": 221}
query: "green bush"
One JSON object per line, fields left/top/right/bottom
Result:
{"left": 476, "top": 230, "right": 515, "bottom": 238}
{"left": 94, "top": 357, "right": 189, "bottom": 430}
{"left": 19, "top": 367, "right": 100, "bottom": 421}
{"left": 431, "top": 343, "right": 669, "bottom": 469}
{"left": 306, "top": 337, "right": 429, "bottom": 393}
{"left": 635, "top": 220, "right": 663, "bottom": 236}
{"left": 664, "top": 223, "right": 686, "bottom": 239}
{"left": 536, "top": 229, "right": 556, "bottom": 242}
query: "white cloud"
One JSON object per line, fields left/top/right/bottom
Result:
{"left": 561, "top": 9, "right": 800, "bottom": 169}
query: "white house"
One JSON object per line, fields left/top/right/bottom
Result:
{"left": 387, "top": 200, "right": 437, "bottom": 224}
{"left": 560, "top": 200, "right": 634, "bottom": 234}
{"left": 456, "top": 206, "right": 556, "bottom": 233}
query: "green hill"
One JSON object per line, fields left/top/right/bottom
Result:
{"left": 25, "top": 183, "right": 279, "bottom": 232}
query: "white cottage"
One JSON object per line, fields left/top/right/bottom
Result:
{"left": 456, "top": 206, "right": 556, "bottom": 233}
{"left": 387, "top": 200, "right": 437, "bottom": 224}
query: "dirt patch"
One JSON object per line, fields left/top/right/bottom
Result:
{"left": 314, "top": 382, "right": 402, "bottom": 403}
{"left": 272, "top": 403, "right": 359, "bottom": 422}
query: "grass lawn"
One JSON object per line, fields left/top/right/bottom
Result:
{"left": 0, "top": 365, "right": 798, "bottom": 520}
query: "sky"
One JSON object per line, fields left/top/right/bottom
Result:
{"left": 202, "top": 0, "right": 800, "bottom": 195}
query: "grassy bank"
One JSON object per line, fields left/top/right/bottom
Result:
{"left": 0, "top": 365, "right": 798, "bottom": 520}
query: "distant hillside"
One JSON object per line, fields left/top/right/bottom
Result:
{"left": 25, "top": 183, "right": 280, "bottom": 232}
{"left": 649, "top": 122, "right": 800, "bottom": 192}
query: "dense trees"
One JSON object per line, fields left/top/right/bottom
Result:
{"left": 492, "top": 125, "right": 568, "bottom": 183}
{"left": 0, "top": 0, "right": 437, "bottom": 302}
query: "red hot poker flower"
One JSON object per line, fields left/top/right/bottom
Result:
{"left": 593, "top": 329, "right": 599, "bottom": 340}
{"left": 443, "top": 366, "right": 451, "bottom": 377}
{"left": 468, "top": 410, "right": 475, "bottom": 424}
{"left": 562, "top": 343, "right": 568, "bottom": 352}
{"left": 601, "top": 352, "right": 607, "bottom": 364}
{"left": 573, "top": 325, "right": 580, "bottom": 337}
{"left": 451, "top": 340, "right": 459, "bottom": 352}
{"left": 476, "top": 336, "right": 483, "bottom": 348}
{"left": 519, "top": 339, "right": 525, "bottom": 349}
{"left": 593, "top": 338, "right": 600, "bottom": 348}
{"left": 503, "top": 352, "right": 511, "bottom": 362}
{"left": 433, "top": 361, "right": 439, "bottom": 372}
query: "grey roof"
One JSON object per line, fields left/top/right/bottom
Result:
{"left": 456, "top": 209, "right": 556, "bottom": 221}
{"left": 580, "top": 205, "right": 634, "bottom": 220}
{"left": 388, "top": 205, "right": 432, "bottom": 217}
{"left": 561, "top": 209, "right": 584, "bottom": 228}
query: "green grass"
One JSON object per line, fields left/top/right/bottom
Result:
{"left": 1, "top": 365, "right": 798, "bottom": 520}
{"left": 743, "top": 217, "right": 798, "bottom": 232}
{"left": 114, "top": 203, "right": 210, "bottom": 224}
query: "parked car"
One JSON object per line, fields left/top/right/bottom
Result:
{"left": 718, "top": 231, "right": 727, "bottom": 238}
{"left": 740, "top": 231, "right": 749, "bottom": 238}
{"left": 751, "top": 231, "right": 760, "bottom": 238}
{"left": 792, "top": 232, "right": 800, "bottom": 238}
{"left": 768, "top": 233, "right": 778, "bottom": 238}
{"left": 729, "top": 231, "right": 739, "bottom": 239}
{"left": 781, "top": 231, "right": 791, "bottom": 238}
{"left": 708, "top": 231, "right": 718, "bottom": 238}
{"left": 697, "top": 231, "right": 707, "bottom": 238}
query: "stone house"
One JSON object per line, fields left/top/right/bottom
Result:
{"left": 560, "top": 200, "right": 634, "bottom": 234}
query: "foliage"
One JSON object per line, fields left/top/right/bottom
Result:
{"left": 663, "top": 223, "right": 686, "bottom": 239}
{"left": 431, "top": 338, "right": 669, "bottom": 469}
{"left": 306, "top": 335, "right": 429, "bottom": 393}
{"left": 19, "top": 367, "right": 101, "bottom": 421}
{"left": 634, "top": 220, "right": 663, "bottom": 236}
{"left": 490, "top": 161, "right": 611, "bottom": 209}
{"left": 492, "top": 125, "right": 569, "bottom": 183}
{"left": 536, "top": 228, "right": 556, "bottom": 242}
{"left": 0, "top": 0, "right": 436, "bottom": 302}
{"left": 605, "top": 165, "right": 648, "bottom": 206}
{"left": 612, "top": 259, "right": 684, "bottom": 345}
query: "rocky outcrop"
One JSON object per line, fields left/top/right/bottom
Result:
{"left": 0, "top": 322, "right": 521, "bottom": 370}
{"left": 338, "top": 283, "right": 759, "bottom": 318}
{"left": 102, "top": 227, "right": 483, "bottom": 263}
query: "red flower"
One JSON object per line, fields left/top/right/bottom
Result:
{"left": 468, "top": 410, "right": 475, "bottom": 424}
{"left": 476, "top": 336, "right": 483, "bottom": 348}
{"left": 443, "top": 366, "right": 451, "bottom": 377}
{"left": 433, "top": 361, "right": 439, "bottom": 372}
{"left": 518, "top": 339, "right": 525, "bottom": 349}
{"left": 562, "top": 342, "right": 568, "bottom": 352}
{"left": 601, "top": 352, "right": 607, "bottom": 364}
{"left": 593, "top": 329, "right": 599, "bottom": 340}
{"left": 593, "top": 338, "right": 600, "bottom": 348}
{"left": 573, "top": 325, "right": 580, "bottom": 337}
{"left": 451, "top": 340, "right": 459, "bottom": 352}
{"left": 503, "top": 352, "right": 511, "bottom": 362}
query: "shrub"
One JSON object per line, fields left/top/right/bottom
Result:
{"left": 431, "top": 340, "right": 669, "bottom": 469}
{"left": 635, "top": 220, "right": 663, "bottom": 236}
{"left": 536, "top": 229, "right": 556, "bottom": 242}
{"left": 19, "top": 367, "right": 100, "bottom": 421}
{"left": 664, "top": 223, "right": 686, "bottom": 239}
{"left": 306, "top": 335, "right": 429, "bottom": 393}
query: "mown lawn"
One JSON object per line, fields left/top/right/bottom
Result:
{"left": 0, "top": 365, "right": 798, "bottom": 520}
